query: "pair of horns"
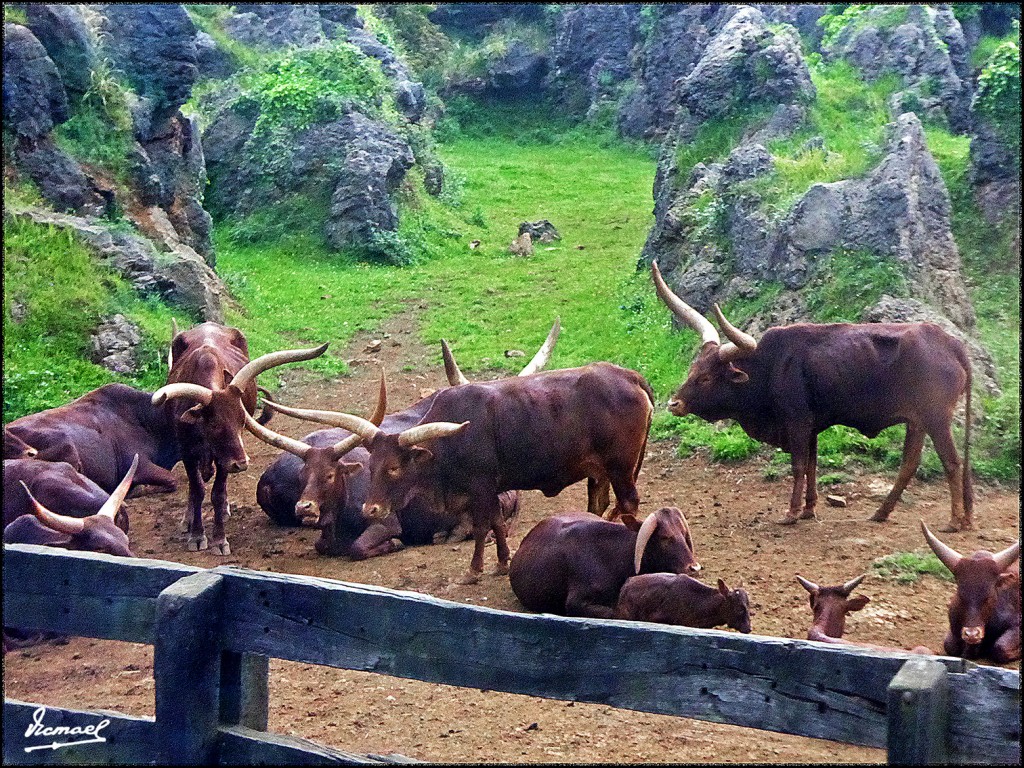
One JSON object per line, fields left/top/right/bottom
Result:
{"left": 650, "top": 261, "right": 757, "bottom": 362}
{"left": 796, "top": 573, "right": 866, "bottom": 596}
{"left": 633, "top": 508, "right": 688, "bottom": 574}
{"left": 244, "top": 370, "right": 389, "bottom": 460}
{"left": 441, "top": 318, "right": 561, "bottom": 386}
{"left": 20, "top": 454, "right": 139, "bottom": 535}
{"left": 153, "top": 342, "right": 329, "bottom": 407}
{"left": 920, "top": 520, "right": 1020, "bottom": 573}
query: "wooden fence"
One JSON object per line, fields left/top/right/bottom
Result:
{"left": 3, "top": 543, "right": 1020, "bottom": 765}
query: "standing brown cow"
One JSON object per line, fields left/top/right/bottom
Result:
{"left": 153, "top": 322, "right": 327, "bottom": 554}
{"left": 651, "top": 261, "right": 974, "bottom": 531}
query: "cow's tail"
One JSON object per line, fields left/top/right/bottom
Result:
{"left": 256, "top": 386, "right": 275, "bottom": 425}
{"left": 962, "top": 365, "right": 974, "bottom": 522}
{"left": 633, "top": 373, "right": 657, "bottom": 482}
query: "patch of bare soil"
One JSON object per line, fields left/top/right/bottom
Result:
{"left": 4, "top": 311, "right": 1020, "bottom": 763}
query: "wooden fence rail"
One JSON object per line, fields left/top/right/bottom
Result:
{"left": 3, "top": 544, "right": 1020, "bottom": 765}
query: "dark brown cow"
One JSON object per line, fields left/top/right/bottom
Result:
{"left": 4, "top": 427, "right": 37, "bottom": 459}
{"left": 153, "top": 321, "right": 328, "bottom": 554}
{"left": 261, "top": 362, "right": 655, "bottom": 581}
{"left": 651, "top": 261, "right": 975, "bottom": 531}
{"left": 615, "top": 573, "right": 751, "bottom": 632}
{"left": 6, "top": 383, "right": 180, "bottom": 495}
{"left": 921, "top": 521, "right": 1020, "bottom": 663}
{"left": 4, "top": 459, "right": 128, "bottom": 533}
{"left": 508, "top": 508, "right": 701, "bottom": 618}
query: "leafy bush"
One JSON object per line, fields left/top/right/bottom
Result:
{"left": 975, "top": 24, "right": 1021, "bottom": 157}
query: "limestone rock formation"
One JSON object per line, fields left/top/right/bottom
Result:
{"left": 25, "top": 4, "right": 96, "bottom": 101}
{"left": 91, "top": 314, "right": 143, "bottom": 375}
{"left": 2, "top": 22, "right": 69, "bottom": 139}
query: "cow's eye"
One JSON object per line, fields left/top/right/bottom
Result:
{"left": 387, "top": 467, "right": 401, "bottom": 479}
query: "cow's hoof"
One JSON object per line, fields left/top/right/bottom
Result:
{"left": 799, "top": 509, "right": 817, "bottom": 520}
{"left": 186, "top": 535, "right": 208, "bottom": 552}
{"left": 432, "top": 532, "right": 447, "bottom": 545}
{"left": 212, "top": 540, "right": 231, "bottom": 556}
{"left": 389, "top": 538, "right": 405, "bottom": 552}
{"left": 454, "top": 571, "right": 481, "bottom": 586}
{"left": 868, "top": 511, "right": 891, "bottom": 523}
{"left": 938, "top": 522, "right": 962, "bottom": 533}
{"left": 490, "top": 563, "right": 509, "bottom": 576}
{"left": 777, "top": 515, "right": 800, "bottom": 526}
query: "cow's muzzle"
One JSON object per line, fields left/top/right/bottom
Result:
{"left": 362, "top": 502, "right": 389, "bottom": 520}
{"left": 686, "top": 562, "right": 702, "bottom": 576}
{"left": 295, "top": 500, "right": 320, "bottom": 526}
{"left": 961, "top": 626, "right": 985, "bottom": 645}
{"left": 667, "top": 399, "right": 689, "bottom": 417}
{"left": 226, "top": 456, "right": 249, "bottom": 473}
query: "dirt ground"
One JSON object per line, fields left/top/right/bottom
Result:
{"left": 4, "top": 311, "right": 1020, "bottom": 764}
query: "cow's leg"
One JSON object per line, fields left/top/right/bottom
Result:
{"left": 607, "top": 464, "right": 641, "bottom": 520}
{"left": 780, "top": 425, "right": 812, "bottom": 525}
{"left": 801, "top": 433, "right": 818, "bottom": 519}
{"left": 990, "top": 627, "right": 1021, "bottom": 664}
{"left": 209, "top": 463, "right": 231, "bottom": 555}
{"left": 489, "top": 500, "right": 511, "bottom": 575}
{"left": 455, "top": 490, "right": 502, "bottom": 585}
{"left": 127, "top": 460, "right": 179, "bottom": 498}
{"left": 926, "top": 420, "right": 969, "bottom": 531}
{"left": 443, "top": 514, "right": 473, "bottom": 544}
{"left": 565, "top": 588, "right": 616, "bottom": 619}
{"left": 942, "top": 630, "right": 965, "bottom": 658}
{"left": 587, "top": 477, "right": 611, "bottom": 518}
{"left": 182, "top": 461, "right": 208, "bottom": 551}
{"left": 350, "top": 516, "right": 404, "bottom": 560}
{"left": 871, "top": 424, "right": 925, "bottom": 522}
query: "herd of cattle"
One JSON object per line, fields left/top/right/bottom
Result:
{"left": 3, "top": 264, "right": 1020, "bottom": 664}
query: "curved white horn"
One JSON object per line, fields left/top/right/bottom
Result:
{"left": 331, "top": 433, "right": 364, "bottom": 460}
{"left": 20, "top": 481, "right": 85, "bottom": 534}
{"left": 633, "top": 513, "right": 659, "bottom": 574}
{"left": 243, "top": 408, "right": 311, "bottom": 458}
{"left": 519, "top": 318, "right": 561, "bottom": 376}
{"left": 993, "top": 540, "right": 1021, "bottom": 572}
{"left": 229, "top": 343, "right": 329, "bottom": 390}
{"left": 97, "top": 454, "right": 139, "bottom": 519}
{"left": 368, "top": 367, "right": 388, "bottom": 426}
{"left": 840, "top": 573, "right": 867, "bottom": 596}
{"left": 168, "top": 318, "right": 179, "bottom": 369}
{"left": 795, "top": 574, "right": 819, "bottom": 594}
{"left": 397, "top": 421, "right": 469, "bottom": 448}
{"left": 920, "top": 520, "right": 962, "bottom": 572}
{"left": 712, "top": 304, "right": 757, "bottom": 362}
{"left": 263, "top": 401, "right": 381, "bottom": 441}
{"left": 441, "top": 340, "right": 470, "bottom": 386}
{"left": 152, "top": 383, "right": 214, "bottom": 407}
{"left": 651, "top": 261, "right": 720, "bottom": 346}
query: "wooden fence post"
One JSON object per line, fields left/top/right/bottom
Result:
{"left": 154, "top": 571, "right": 224, "bottom": 765}
{"left": 220, "top": 651, "right": 270, "bottom": 730}
{"left": 887, "top": 657, "right": 950, "bottom": 765}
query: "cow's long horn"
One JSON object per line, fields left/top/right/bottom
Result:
{"left": 368, "top": 368, "right": 388, "bottom": 426}
{"left": 330, "top": 433, "right": 364, "bottom": 460}
{"left": 633, "top": 513, "right": 660, "bottom": 574}
{"left": 920, "top": 520, "right": 962, "bottom": 572}
{"left": 262, "top": 401, "right": 381, "bottom": 441}
{"left": 840, "top": 573, "right": 867, "bottom": 597}
{"left": 20, "top": 481, "right": 86, "bottom": 535}
{"left": 229, "top": 343, "right": 330, "bottom": 391}
{"left": 519, "top": 318, "right": 561, "bottom": 376}
{"left": 243, "top": 408, "right": 311, "bottom": 459}
{"left": 651, "top": 261, "right": 720, "bottom": 346}
{"left": 168, "top": 318, "right": 179, "bottom": 369}
{"left": 796, "top": 575, "right": 819, "bottom": 594}
{"left": 97, "top": 454, "right": 139, "bottom": 519}
{"left": 712, "top": 304, "right": 757, "bottom": 362}
{"left": 441, "top": 339, "right": 470, "bottom": 386}
{"left": 152, "top": 383, "right": 214, "bottom": 407}
{"left": 993, "top": 540, "right": 1021, "bottom": 572}
{"left": 397, "top": 421, "right": 469, "bottom": 448}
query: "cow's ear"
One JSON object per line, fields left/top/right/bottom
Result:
{"left": 847, "top": 595, "right": 870, "bottom": 612}
{"left": 717, "top": 578, "right": 730, "bottom": 597}
{"left": 114, "top": 508, "right": 130, "bottom": 534}
{"left": 410, "top": 446, "right": 434, "bottom": 465}
{"left": 179, "top": 404, "right": 205, "bottom": 424}
{"left": 339, "top": 461, "right": 363, "bottom": 476}
{"left": 727, "top": 363, "right": 749, "bottom": 384}
{"left": 620, "top": 514, "right": 640, "bottom": 532}
{"left": 995, "top": 572, "right": 1017, "bottom": 590}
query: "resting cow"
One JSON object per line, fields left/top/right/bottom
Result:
{"left": 921, "top": 521, "right": 1020, "bottom": 663}
{"left": 615, "top": 573, "right": 751, "bottom": 632}
{"left": 261, "top": 361, "right": 655, "bottom": 581}
{"left": 152, "top": 321, "right": 328, "bottom": 554}
{"left": 4, "top": 427, "right": 37, "bottom": 459}
{"left": 508, "top": 508, "right": 700, "bottom": 618}
{"left": 651, "top": 261, "right": 974, "bottom": 531}
{"left": 4, "top": 459, "right": 128, "bottom": 533}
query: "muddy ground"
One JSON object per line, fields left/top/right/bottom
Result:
{"left": 4, "top": 313, "right": 1020, "bottom": 763}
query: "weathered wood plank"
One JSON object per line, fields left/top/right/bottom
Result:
{"left": 887, "top": 658, "right": 949, "bottom": 764}
{"left": 215, "top": 567, "right": 969, "bottom": 749}
{"left": 154, "top": 572, "right": 223, "bottom": 765}
{"left": 219, "top": 652, "right": 269, "bottom": 730}
{"left": 4, "top": 699, "right": 154, "bottom": 766}
{"left": 946, "top": 664, "right": 1021, "bottom": 765}
{"left": 3, "top": 544, "right": 200, "bottom": 643}
{"left": 217, "top": 725, "right": 404, "bottom": 765}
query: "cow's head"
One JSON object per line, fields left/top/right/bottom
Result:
{"left": 651, "top": 261, "right": 759, "bottom": 420}
{"left": 626, "top": 506, "right": 701, "bottom": 577}
{"left": 11, "top": 455, "right": 138, "bottom": 557}
{"left": 921, "top": 521, "right": 1020, "bottom": 646}
{"left": 797, "top": 574, "right": 871, "bottom": 640}
{"left": 4, "top": 428, "right": 38, "bottom": 459}
{"left": 717, "top": 578, "right": 753, "bottom": 634}
{"left": 153, "top": 343, "right": 328, "bottom": 473}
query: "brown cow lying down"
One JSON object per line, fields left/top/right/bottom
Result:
{"left": 508, "top": 508, "right": 700, "bottom": 619}
{"left": 795, "top": 573, "right": 933, "bottom": 654}
{"left": 4, "top": 459, "right": 128, "bottom": 532}
{"left": 921, "top": 521, "right": 1020, "bottom": 663}
{"left": 615, "top": 573, "right": 751, "bottom": 633}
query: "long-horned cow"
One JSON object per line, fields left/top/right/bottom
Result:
{"left": 153, "top": 321, "right": 328, "bottom": 554}
{"left": 4, "top": 459, "right": 129, "bottom": 533}
{"left": 651, "top": 261, "right": 975, "bottom": 531}
{"left": 262, "top": 358, "right": 654, "bottom": 581}
{"left": 509, "top": 508, "right": 701, "bottom": 618}
{"left": 921, "top": 521, "right": 1020, "bottom": 663}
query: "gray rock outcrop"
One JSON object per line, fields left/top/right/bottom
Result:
{"left": 969, "top": 120, "right": 1020, "bottom": 227}
{"left": 25, "top": 4, "right": 96, "bottom": 101}
{"left": 91, "top": 314, "right": 143, "bottom": 374}
{"left": 2, "top": 22, "right": 69, "bottom": 140}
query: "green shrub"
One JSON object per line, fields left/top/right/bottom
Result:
{"left": 975, "top": 25, "right": 1021, "bottom": 158}
{"left": 871, "top": 551, "right": 955, "bottom": 584}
